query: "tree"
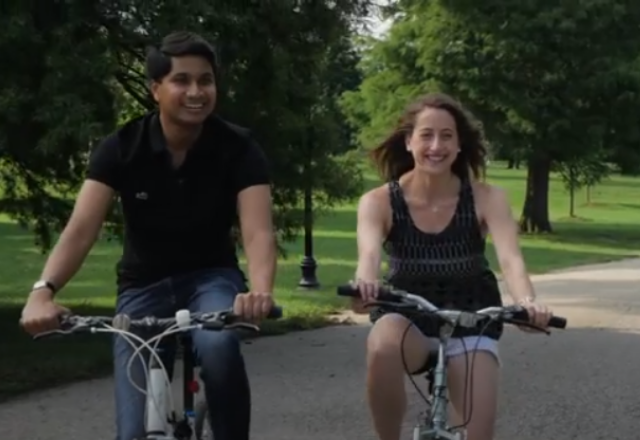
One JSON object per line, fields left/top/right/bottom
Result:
{"left": 0, "top": 0, "right": 373, "bottom": 251}
{"left": 0, "top": 2, "right": 117, "bottom": 249}
{"left": 341, "top": 0, "right": 640, "bottom": 233}
{"left": 554, "top": 152, "right": 609, "bottom": 217}
{"left": 413, "top": 0, "right": 640, "bottom": 232}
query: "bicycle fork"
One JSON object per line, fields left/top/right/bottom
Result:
{"left": 413, "top": 325, "right": 464, "bottom": 440}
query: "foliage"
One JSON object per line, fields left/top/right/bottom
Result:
{"left": 0, "top": 0, "right": 374, "bottom": 251}
{"left": 340, "top": 0, "right": 640, "bottom": 232}
{"left": 0, "top": 3, "right": 117, "bottom": 249}
{"left": 554, "top": 151, "right": 610, "bottom": 216}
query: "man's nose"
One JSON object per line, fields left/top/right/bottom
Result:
{"left": 186, "top": 81, "right": 202, "bottom": 96}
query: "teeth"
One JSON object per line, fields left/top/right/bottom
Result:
{"left": 185, "top": 104, "right": 204, "bottom": 109}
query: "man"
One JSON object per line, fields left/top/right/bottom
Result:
{"left": 19, "top": 31, "right": 277, "bottom": 440}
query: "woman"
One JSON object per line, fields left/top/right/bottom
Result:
{"left": 353, "top": 92, "right": 553, "bottom": 440}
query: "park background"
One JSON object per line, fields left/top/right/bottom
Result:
{"left": 2, "top": 0, "right": 640, "bottom": 401}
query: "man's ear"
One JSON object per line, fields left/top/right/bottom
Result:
{"left": 150, "top": 81, "right": 160, "bottom": 103}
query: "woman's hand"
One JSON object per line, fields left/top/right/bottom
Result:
{"left": 349, "top": 279, "right": 381, "bottom": 314}
{"left": 518, "top": 298, "right": 552, "bottom": 332}
{"left": 354, "top": 278, "right": 381, "bottom": 302}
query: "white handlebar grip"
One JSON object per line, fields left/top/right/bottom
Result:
{"left": 175, "top": 309, "right": 191, "bottom": 328}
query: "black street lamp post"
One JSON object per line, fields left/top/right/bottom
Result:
{"left": 298, "top": 125, "right": 319, "bottom": 289}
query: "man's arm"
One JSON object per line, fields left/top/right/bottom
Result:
{"left": 238, "top": 186, "right": 276, "bottom": 293}
{"left": 480, "top": 185, "right": 536, "bottom": 304}
{"left": 234, "top": 138, "right": 276, "bottom": 294}
{"left": 30, "top": 135, "right": 122, "bottom": 300}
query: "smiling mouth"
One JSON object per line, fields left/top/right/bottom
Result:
{"left": 183, "top": 103, "right": 206, "bottom": 110}
{"left": 425, "top": 154, "right": 448, "bottom": 163}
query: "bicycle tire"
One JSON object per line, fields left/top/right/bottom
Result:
{"left": 193, "top": 398, "right": 212, "bottom": 440}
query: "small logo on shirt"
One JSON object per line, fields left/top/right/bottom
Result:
{"left": 135, "top": 192, "right": 148, "bottom": 200}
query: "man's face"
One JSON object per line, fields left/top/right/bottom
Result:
{"left": 151, "top": 55, "right": 216, "bottom": 126}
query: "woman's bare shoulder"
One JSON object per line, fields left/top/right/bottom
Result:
{"left": 359, "top": 183, "right": 391, "bottom": 207}
{"left": 358, "top": 184, "right": 393, "bottom": 228}
{"left": 470, "top": 181, "right": 511, "bottom": 217}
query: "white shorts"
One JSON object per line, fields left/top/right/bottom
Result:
{"left": 427, "top": 336, "right": 500, "bottom": 365}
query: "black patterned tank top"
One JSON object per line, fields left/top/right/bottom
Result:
{"left": 371, "top": 177, "right": 503, "bottom": 340}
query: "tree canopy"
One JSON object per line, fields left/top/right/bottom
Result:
{"left": 0, "top": 0, "right": 374, "bottom": 251}
{"left": 341, "top": 0, "right": 640, "bottom": 232}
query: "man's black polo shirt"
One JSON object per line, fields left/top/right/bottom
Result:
{"left": 86, "top": 112, "right": 270, "bottom": 292}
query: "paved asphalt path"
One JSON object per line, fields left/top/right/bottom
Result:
{"left": 2, "top": 259, "right": 640, "bottom": 439}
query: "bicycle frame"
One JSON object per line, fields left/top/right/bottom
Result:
{"left": 145, "top": 334, "right": 204, "bottom": 440}
{"left": 413, "top": 321, "right": 464, "bottom": 440}
{"left": 336, "top": 283, "right": 566, "bottom": 440}
{"left": 32, "top": 307, "right": 282, "bottom": 440}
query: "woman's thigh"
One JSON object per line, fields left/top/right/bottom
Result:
{"left": 368, "top": 313, "right": 432, "bottom": 374}
{"left": 445, "top": 337, "right": 500, "bottom": 440}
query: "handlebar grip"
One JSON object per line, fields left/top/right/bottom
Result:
{"left": 336, "top": 284, "right": 398, "bottom": 302}
{"left": 268, "top": 305, "right": 283, "bottom": 320}
{"left": 337, "top": 284, "right": 359, "bottom": 297}
{"left": 511, "top": 308, "right": 567, "bottom": 330}
{"left": 548, "top": 316, "right": 567, "bottom": 329}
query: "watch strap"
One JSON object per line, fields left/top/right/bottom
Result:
{"left": 32, "top": 280, "right": 57, "bottom": 293}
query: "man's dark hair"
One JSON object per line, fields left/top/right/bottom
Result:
{"left": 145, "top": 31, "right": 219, "bottom": 82}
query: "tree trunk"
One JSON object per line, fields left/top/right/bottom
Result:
{"left": 569, "top": 167, "right": 575, "bottom": 217}
{"left": 508, "top": 157, "right": 521, "bottom": 169}
{"left": 569, "top": 184, "right": 575, "bottom": 217}
{"left": 586, "top": 185, "right": 591, "bottom": 205}
{"left": 519, "top": 156, "right": 552, "bottom": 233}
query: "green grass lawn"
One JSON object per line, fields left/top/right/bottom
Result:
{"left": 1, "top": 162, "right": 640, "bottom": 400}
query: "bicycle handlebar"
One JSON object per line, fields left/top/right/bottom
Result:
{"left": 337, "top": 284, "right": 567, "bottom": 332}
{"left": 33, "top": 306, "right": 283, "bottom": 340}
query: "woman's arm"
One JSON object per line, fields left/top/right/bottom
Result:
{"left": 479, "top": 185, "right": 536, "bottom": 304}
{"left": 353, "top": 188, "right": 390, "bottom": 313}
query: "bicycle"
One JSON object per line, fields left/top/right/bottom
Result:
{"left": 33, "top": 306, "right": 283, "bottom": 440}
{"left": 337, "top": 284, "right": 567, "bottom": 440}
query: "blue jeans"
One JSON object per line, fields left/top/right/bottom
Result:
{"left": 113, "top": 268, "right": 250, "bottom": 440}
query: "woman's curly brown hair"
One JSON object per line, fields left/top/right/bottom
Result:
{"left": 370, "top": 93, "right": 488, "bottom": 182}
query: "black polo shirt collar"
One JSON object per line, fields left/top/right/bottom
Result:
{"left": 148, "top": 112, "right": 234, "bottom": 156}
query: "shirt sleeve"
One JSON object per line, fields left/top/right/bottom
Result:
{"left": 86, "top": 134, "right": 122, "bottom": 191}
{"left": 233, "top": 137, "right": 271, "bottom": 193}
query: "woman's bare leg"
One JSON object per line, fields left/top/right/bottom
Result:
{"left": 447, "top": 351, "right": 500, "bottom": 440}
{"left": 366, "top": 313, "right": 431, "bottom": 440}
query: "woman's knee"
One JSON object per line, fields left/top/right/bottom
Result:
{"left": 367, "top": 313, "right": 430, "bottom": 374}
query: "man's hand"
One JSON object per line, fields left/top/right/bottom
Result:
{"left": 20, "top": 291, "right": 70, "bottom": 336}
{"left": 233, "top": 292, "right": 274, "bottom": 322}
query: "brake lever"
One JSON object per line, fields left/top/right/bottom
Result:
{"left": 33, "top": 329, "right": 72, "bottom": 340}
{"left": 364, "top": 300, "right": 415, "bottom": 310}
{"left": 226, "top": 322, "right": 260, "bottom": 332}
{"left": 505, "top": 318, "right": 550, "bottom": 335}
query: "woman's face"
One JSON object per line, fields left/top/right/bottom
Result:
{"left": 406, "top": 107, "right": 460, "bottom": 175}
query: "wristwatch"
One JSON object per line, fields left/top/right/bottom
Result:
{"left": 517, "top": 295, "right": 536, "bottom": 305}
{"left": 32, "top": 280, "right": 57, "bottom": 293}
